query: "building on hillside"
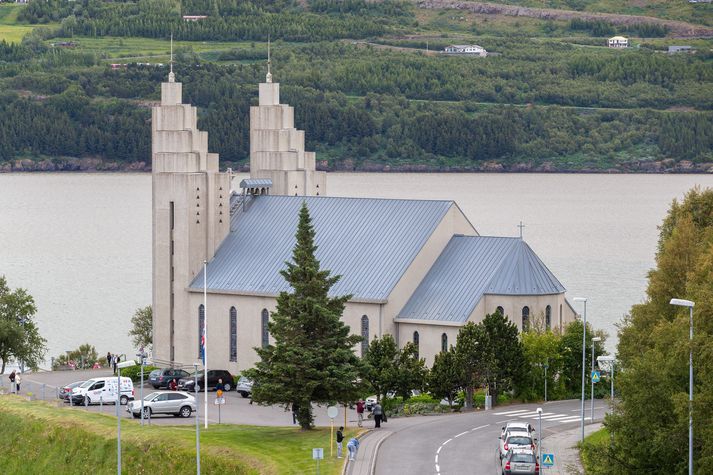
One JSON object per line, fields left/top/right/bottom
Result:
{"left": 151, "top": 63, "right": 576, "bottom": 370}
{"left": 182, "top": 15, "right": 208, "bottom": 21}
{"left": 668, "top": 45, "right": 693, "bottom": 54}
{"left": 607, "top": 36, "right": 628, "bottom": 48}
{"left": 443, "top": 45, "right": 487, "bottom": 57}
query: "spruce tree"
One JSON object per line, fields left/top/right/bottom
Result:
{"left": 244, "top": 202, "right": 362, "bottom": 429}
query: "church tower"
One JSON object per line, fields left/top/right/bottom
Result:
{"left": 151, "top": 59, "right": 230, "bottom": 365}
{"left": 249, "top": 45, "right": 326, "bottom": 196}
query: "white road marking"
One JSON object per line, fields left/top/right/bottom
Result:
{"left": 435, "top": 424, "right": 489, "bottom": 475}
{"left": 540, "top": 414, "right": 571, "bottom": 420}
{"left": 435, "top": 454, "right": 439, "bottom": 464}
{"left": 443, "top": 438, "right": 452, "bottom": 446}
{"left": 519, "top": 412, "right": 555, "bottom": 418}
{"left": 435, "top": 464, "right": 440, "bottom": 473}
{"left": 494, "top": 409, "right": 531, "bottom": 415}
{"left": 454, "top": 431, "right": 469, "bottom": 438}
{"left": 437, "top": 446, "right": 442, "bottom": 454}
{"left": 557, "top": 416, "right": 584, "bottom": 422}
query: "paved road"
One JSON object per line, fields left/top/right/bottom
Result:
{"left": 375, "top": 399, "right": 608, "bottom": 475}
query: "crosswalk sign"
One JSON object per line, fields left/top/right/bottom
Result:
{"left": 542, "top": 453, "right": 555, "bottom": 467}
{"left": 591, "top": 370, "right": 601, "bottom": 383}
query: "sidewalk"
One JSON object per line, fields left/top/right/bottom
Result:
{"left": 346, "top": 429, "right": 393, "bottom": 475}
{"left": 541, "top": 423, "right": 603, "bottom": 475}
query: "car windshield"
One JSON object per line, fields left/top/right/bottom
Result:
{"left": 143, "top": 392, "right": 160, "bottom": 401}
{"left": 511, "top": 454, "right": 536, "bottom": 463}
{"left": 507, "top": 436, "right": 532, "bottom": 445}
{"left": 79, "top": 380, "right": 95, "bottom": 388}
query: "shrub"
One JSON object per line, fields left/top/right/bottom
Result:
{"left": 120, "top": 365, "right": 159, "bottom": 382}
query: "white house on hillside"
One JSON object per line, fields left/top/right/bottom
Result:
{"left": 607, "top": 36, "right": 628, "bottom": 48}
{"left": 443, "top": 45, "right": 487, "bottom": 57}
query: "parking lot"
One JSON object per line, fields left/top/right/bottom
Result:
{"left": 15, "top": 368, "right": 364, "bottom": 427}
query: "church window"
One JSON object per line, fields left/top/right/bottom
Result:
{"left": 261, "top": 309, "right": 269, "bottom": 348}
{"left": 522, "top": 306, "right": 530, "bottom": 332}
{"left": 413, "top": 331, "right": 420, "bottom": 360}
{"left": 198, "top": 304, "right": 205, "bottom": 358}
{"left": 361, "top": 316, "right": 369, "bottom": 357}
{"left": 496, "top": 306, "right": 504, "bottom": 316}
{"left": 230, "top": 307, "right": 237, "bottom": 362}
{"left": 545, "top": 305, "right": 552, "bottom": 331}
{"left": 441, "top": 333, "right": 448, "bottom": 353}
{"left": 559, "top": 304, "right": 563, "bottom": 331}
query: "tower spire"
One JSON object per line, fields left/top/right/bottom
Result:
{"left": 168, "top": 33, "right": 175, "bottom": 83}
{"left": 266, "top": 35, "right": 272, "bottom": 83}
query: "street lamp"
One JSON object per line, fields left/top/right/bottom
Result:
{"left": 591, "top": 337, "right": 601, "bottom": 422}
{"left": 597, "top": 356, "right": 616, "bottom": 408}
{"left": 573, "top": 297, "right": 587, "bottom": 443}
{"left": 116, "top": 359, "right": 136, "bottom": 475}
{"left": 537, "top": 407, "right": 543, "bottom": 467}
{"left": 136, "top": 348, "right": 148, "bottom": 426}
{"left": 544, "top": 359, "right": 549, "bottom": 403}
{"left": 194, "top": 362, "right": 201, "bottom": 475}
{"left": 670, "top": 298, "right": 695, "bottom": 475}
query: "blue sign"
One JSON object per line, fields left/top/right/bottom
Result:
{"left": 591, "top": 370, "right": 601, "bottom": 383}
{"left": 542, "top": 453, "right": 555, "bottom": 467}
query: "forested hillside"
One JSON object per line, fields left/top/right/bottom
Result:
{"left": 0, "top": 0, "right": 711, "bottom": 172}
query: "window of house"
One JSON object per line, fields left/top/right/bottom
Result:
{"left": 545, "top": 305, "right": 551, "bottom": 331}
{"left": 441, "top": 333, "right": 448, "bottom": 353}
{"left": 496, "top": 306, "right": 504, "bottom": 316}
{"left": 522, "top": 306, "right": 530, "bottom": 332}
{"left": 230, "top": 307, "right": 237, "bottom": 362}
{"left": 361, "top": 316, "right": 369, "bottom": 357}
{"left": 261, "top": 309, "right": 269, "bottom": 348}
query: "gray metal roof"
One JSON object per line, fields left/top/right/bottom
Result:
{"left": 397, "top": 236, "right": 565, "bottom": 323}
{"left": 190, "top": 195, "right": 455, "bottom": 301}
{"left": 239, "top": 178, "right": 272, "bottom": 188}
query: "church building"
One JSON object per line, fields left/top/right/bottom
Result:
{"left": 151, "top": 63, "right": 577, "bottom": 371}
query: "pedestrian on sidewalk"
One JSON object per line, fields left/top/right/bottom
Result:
{"left": 356, "top": 399, "right": 365, "bottom": 427}
{"left": 106, "top": 352, "right": 112, "bottom": 368}
{"left": 336, "top": 426, "right": 344, "bottom": 458}
{"left": 373, "top": 402, "right": 383, "bottom": 428}
{"left": 15, "top": 373, "right": 21, "bottom": 393}
{"left": 347, "top": 437, "right": 360, "bottom": 461}
{"left": 8, "top": 370, "right": 16, "bottom": 394}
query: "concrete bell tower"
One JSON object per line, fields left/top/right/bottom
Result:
{"left": 249, "top": 43, "right": 326, "bottom": 196}
{"left": 151, "top": 58, "right": 230, "bottom": 365}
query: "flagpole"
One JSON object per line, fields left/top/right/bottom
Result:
{"left": 203, "top": 260, "right": 208, "bottom": 429}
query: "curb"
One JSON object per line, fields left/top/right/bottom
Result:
{"left": 342, "top": 429, "right": 376, "bottom": 475}
{"left": 369, "top": 430, "right": 393, "bottom": 475}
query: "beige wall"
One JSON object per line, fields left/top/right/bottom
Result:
{"left": 480, "top": 293, "right": 575, "bottom": 333}
{"left": 396, "top": 322, "right": 461, "bottom": 366}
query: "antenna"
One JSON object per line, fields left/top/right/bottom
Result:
{"left": 168, "top": 33, "right": 175, "bottom": 82}
{"left": 266, "top": 34, "right": 272, "bottom": 83}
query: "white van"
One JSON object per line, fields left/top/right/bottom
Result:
{"left": 71, "top": 377, "right": 135, "bottom": 405}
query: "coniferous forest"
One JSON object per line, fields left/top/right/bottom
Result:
{"left": 0, "top": 0, "right": 712, "bottom": 172}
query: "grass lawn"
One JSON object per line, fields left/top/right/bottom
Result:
{"left": 0, "top": 396, "right": 359, "bottom": 474}
{"left": 580, "top": 426, "right": 610, "bottom": 475}
{"left": 0, "top": 4, "right": 58, "bottom": 43}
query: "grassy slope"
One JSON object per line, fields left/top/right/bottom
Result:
{"left": 0, "top": 396, "right": 355, "bottom": 475}
{"left": 579, "top": 426, "right": 610, "bottom": 475}
{"left": 0, "top": 4, "right": 56, "bottom": 44}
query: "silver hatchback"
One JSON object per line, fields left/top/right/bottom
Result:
{"left": 127, "top": 391, "right": 196, "bottom": 418}
{"left": 501, "top": 449, "right": 539, "bottom": 475}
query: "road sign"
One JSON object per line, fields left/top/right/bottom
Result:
{"left": 327, "top": 405, "right": 338, "bottom": 419}
{"left": 542, "top": 453, "right": 554, "bottom": 467}
{"left": 312, "top": 448, "right": 324, "bottom": 460}
{"left": 591, "top": 370, "right": 601, "bottom": 383}
{"left": 214, "top": 397, "right": 225, "bottom": 405}
{"left": 216, "top": 389, "right": 223, "bottom": 398}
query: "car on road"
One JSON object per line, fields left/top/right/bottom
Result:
{"left": 127, "top": 391, "right": 196, "bottom": 418}
{"left": 501, "top": 422, "right": 536, "bottom": 438}
{"left": 178, "top": 369, "right": 234, "bottom": 392}
{"left": 59, "top": 381, "right": 85, "bottom": 400}
{"left": 149, "top": 368, "right": 192, "bottom": 389}
{"left": 70, "top": 377, "right": 134, "bottom": 406}
{"left": 499, "top": 433, "right": 536, "bottom": 460}
{"left": 236, "top": 376, "right": 253, "bottom": 398}
{"left": 501, "top": 448, "right": 539, "bottom": 475}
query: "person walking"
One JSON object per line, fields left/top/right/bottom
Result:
{"left": 291, "top": 402, "right": 299, "bottom": 425}
{"left": 106, "top": 352, "right": 112, "bottom": 368}
{"left": 15, "top": 373, "right": 21, "bottom": 393}
{"left": 336, "top": 426, "right": 344, "bottom": 458}
{"left": 373, "top": 402, "right": 383, "bottom": 428}
{"left": 215, "top": 378, "right": 224, "bottom": 392}
{"left": 8, "top": 370, "right": 16, "bottom": 394}
{"left": 347, "top": 437, "right": 360, "bottom": 461}
{"left": 356, "top": 399, "right": 365, "bottom": 428}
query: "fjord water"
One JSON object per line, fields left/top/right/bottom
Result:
{"left": 1, "top": 172, "right": 712, "bottom": 364}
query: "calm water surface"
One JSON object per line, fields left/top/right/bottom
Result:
{"left": 1, "top": 172, "right": 712, "bottom": 365}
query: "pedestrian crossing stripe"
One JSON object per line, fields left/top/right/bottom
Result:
{"left": 542, "top": 454, "right": 555, "bottom": 467}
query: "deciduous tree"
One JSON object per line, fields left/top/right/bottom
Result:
{"left": 0, "top": 276, "right": 47, "bottom": 373}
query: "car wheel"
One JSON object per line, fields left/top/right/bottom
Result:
{"left": 120, "top": 395, "right": 129, "bottom": 406}
{"left": 239, "top": 391, "right": 248, "bottom": 398}
{"left": 143, "top": 407, "right": 151, "bottom": 418}
{"left": 223, "top": 383, "right": 232, "bottom": 392}
{"left": 152, "top": 385, "right": 160, "bottom": 389}
{"left": 132, "top": 413, "right": 139, "bottom": 419}
{"left": 180, "top": 406, "right": 192, "bottom": 418}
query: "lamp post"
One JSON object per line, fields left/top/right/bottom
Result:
{"left": 116, "top": 359, "right": 136, "bottom": 475}
{"left": 544, "top": 359, "right": 549, "bottom": 403}
{"left": 670, "top": 298, "right": 695, "bottom": 475}
{"left": 597, "top": 355, "right": 616, "bottom": 408}
{"left": 573, "top": 297, "right": 587, "bottom": 443}
{"left": 136, "top": 348, "right": 147, "bottom": 426}
{"left": 591, "top": 337, "right": 601, "bottom": 422}
{"left": 537, "top": 407, "right": 542, "bottom": 468}
{"left": 194, "top": 362, "right": 201, "bottom": 474}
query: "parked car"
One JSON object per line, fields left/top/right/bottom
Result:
{"left": 59, "top": 381, "right": 85, "bottom": 400}
{"left": 236, "top": 376, "right": 253, "bottom": 398}
{"left": 501, "top": 421, "right": 536, "bottom": 438}
{"left": 501, "top": 448, "right": 539, "bottom": 475}
{"left": 499, "top": 433, "right": 536, "bottom": 460}
{"left": 127, "top": 391, "right": 196, "bottom": 418}
{"left": 178, "top": 370, "right": 234, "bottom": 392}
{"left": 70, "top": 377, "right": 135, "bottom": 405}
{"left": 149, "top": 368, "right": 192, "bottom": 389}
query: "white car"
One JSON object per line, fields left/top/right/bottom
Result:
{"left": 127, "top": 391, "right": 196, "bottom": 418}
{"left": 498, "top": 432, "right": 536, "bottom": 460}
{"left": 71, "top": 377, "right": 134, "bottom": 405}
{"left": 500, "top": 421, "right": 536, "bottom": 439}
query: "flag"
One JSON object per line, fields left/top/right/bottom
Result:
{"left": 201, "top": 325, "right": 206, "bottom": 365}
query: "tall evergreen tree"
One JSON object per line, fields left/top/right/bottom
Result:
{"left": 244, "top": 202, "right": 362, "bottom": 429}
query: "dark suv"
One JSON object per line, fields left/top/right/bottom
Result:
{"left": 178, "top": 369, "right": 234, "bottom": 392}
{"left": 149, "top": 368, "right": 192, "bottom": 389}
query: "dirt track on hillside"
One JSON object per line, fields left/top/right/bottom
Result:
{"left": 416, "top": 0, "right": 713, "bottom": 37}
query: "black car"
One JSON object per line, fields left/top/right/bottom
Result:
{"left": 149, "top": 368, "right": 192, "bottom": 389}
{"left": 178, "top": 370, "right": 234, "bottom": 392}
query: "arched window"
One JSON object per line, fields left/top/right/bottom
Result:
{"left": 559, "top": 304, "right": 563, "bottom": 331}
{"left": 361, "top": 315, "right": 369, "bottom": 357}
{"left": 413, "top": 331, "right": 420, "bottom": 360}
{"left": 522, "top": 306, "right": 530, "bottom": 332}
{"left": 441, "top": 333, "right": 448, "bottom": 353}
{"left": 545, "top": 305, "right": 552, "bottom": 331}
{"left": 198, "top": 304, "right": 205, "bottom": 358}
{"left": 261, "top": 309, "right": 269, "bottom": 348}
{"left": 229, "top": 307, "right": 237, "bottom": 362}
{"left": 496, "top": 306, "right": 504, "bottom": 316}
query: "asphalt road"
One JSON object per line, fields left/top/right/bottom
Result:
{"left": 375, "top": 399, "right": 608, "bottom": 475}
